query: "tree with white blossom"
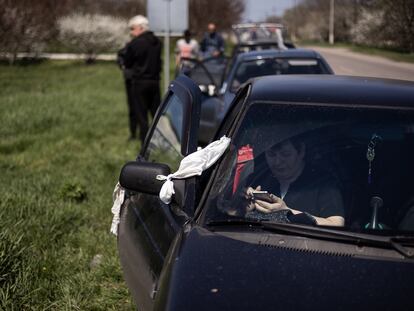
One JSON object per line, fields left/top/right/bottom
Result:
{"left": 58, "top": 13, "right": 129, "bottom": 63}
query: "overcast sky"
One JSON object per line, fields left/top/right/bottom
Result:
{"left": 243, "top": 0, "right": 296, "bottom": 22}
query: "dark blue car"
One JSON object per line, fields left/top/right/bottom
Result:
{"left": 185, "top": 49, "right": 334, "bottom": 144}
{"left": 115, "top": 74, "right": 414, "bottom": 311}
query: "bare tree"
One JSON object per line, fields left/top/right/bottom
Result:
{"left": 61, "top": 0, "right": 146, "bottom": 18}
{"left": 189, "top": 0, "right": 245, "bottom": 36}
{"left": 377, "top": 0, "right": 414, "bottom": 52}
{"left": 0, "top": 0, "right": 66, "bottom": 64}
{"left": 282, "top": 0, "right": 413, "bottom": 52}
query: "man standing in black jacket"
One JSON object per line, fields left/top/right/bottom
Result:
{"left": 121, "top": 15, "right": 162, "bottom": 143}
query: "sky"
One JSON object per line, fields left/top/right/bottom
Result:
{"left": 243, "top": 0, "right": 296, "bottom": 22}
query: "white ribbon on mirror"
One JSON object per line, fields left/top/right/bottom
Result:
{"left": 110, "top": 136, "right": 231, "bottom": 236}
{"left": 156, "top": 136, "right": 231, "bottom": 204}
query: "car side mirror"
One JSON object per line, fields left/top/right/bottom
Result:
{"left": 119, "top": 161, "right": 171, "bottom": 195}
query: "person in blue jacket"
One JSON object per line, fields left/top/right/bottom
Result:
{"left": 200, "top": 22, "right": 225, "bottom": 59}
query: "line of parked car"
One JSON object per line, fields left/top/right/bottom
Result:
{"left": 113, "top": 23, "right": 414, "bottom": 310}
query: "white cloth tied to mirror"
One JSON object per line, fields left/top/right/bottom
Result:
{"left": 156, "top": 136, "right": 231, "bottom": 204}
{"left": 110, "top": 136, "right": 231, "bottom": 236}
{"left": 110, "top": 182, "right": 125, "bottom": 235}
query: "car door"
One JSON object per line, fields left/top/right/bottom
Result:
{"left": 179, "top": 56, "right": 229, "bottom": 95}
{"left": 118, "top": 75, "right": 201, "bottom": 311}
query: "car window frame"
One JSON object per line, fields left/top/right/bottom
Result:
{"left": 198, "top": 99, "right": 414, "bottom": 230}
{"left": 229, "top": 57, "right": 331, "bottom": 92}
{"left": 140, "top": 75, "right": 201, "bottom": 158}
{"left": 195, "top": 84, "right": 253, "bottom": 221}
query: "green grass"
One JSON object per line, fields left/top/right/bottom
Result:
{"left": 0, "top": 60, "right": 139, "bottom": 310}
{"left": 299, "top": 41, "right": 414, "bottom": 63}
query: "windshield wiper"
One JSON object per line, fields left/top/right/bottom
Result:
{"left": 389, "top": 236, "right": 414, "bottom": 258}
{"left": 206, "top": 218, "right": 263, "bottom": 228}
{"left": 260, "top": 222, "right": 414, "bottom": 258}
{"left": 206, "top": 220, "right": 414, "bottom": 258}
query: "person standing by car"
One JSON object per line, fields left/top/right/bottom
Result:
{"left": 175, "top": 30, "right": 199, "bottom": 65}
{"left": 121, "top": 15, "right": 162, "bottom": 144}
{"left": 116, "top": 47, "right": 134, "bottom": 138}
{"left": 200, "top": 22, "right": 225, "bottom": 59}
{"left": 175, "top": 29, "right": 199, "bottom": 75}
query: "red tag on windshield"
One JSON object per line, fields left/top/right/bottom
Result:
{"left": 233, "top": 145, "right": 254, "bottom": 194}
{"left": 237, "top": 144, "right": 253, "bottom": 163}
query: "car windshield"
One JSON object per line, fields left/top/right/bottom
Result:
{"left": 184, "top": 57, "right": 227, "bottom": 91}
{"left": 203, "top": 103, "right": 414, "bottom": 235}
{"left": 231, "top": 58, "right": 328, "bottom": 91}
{"left": 233, "top": 25, "right": 285, "bottom": 43}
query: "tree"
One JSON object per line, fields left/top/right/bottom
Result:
{"left": 189, "top": 0, "right": 245, "bottom": 36}
{"left": 62, "top": 0, "right": 146, "bottom": 18}
{"left": 0, "top": 0, "right": 66, "bottom": 64}
{"left": 282, "top": 0, "right": 414, "bottom": 52}
{"left": 57, "top": 13, "right": 129, "bottom": 63}
{"left": 377, "top": 0, "right": 414, "bottom": 52}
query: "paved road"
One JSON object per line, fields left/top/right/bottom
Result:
{"left": 307, "top": 46, "right": 414, "bottom": 82}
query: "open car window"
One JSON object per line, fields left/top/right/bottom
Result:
{"left": 144, "top": 93, "right": 184, "bottom": 171}
{"left": 231, "top": 58, "right": 328, "bottom": 92}
{"left": 204, "top": 103, "right": 414, "bottom": 235}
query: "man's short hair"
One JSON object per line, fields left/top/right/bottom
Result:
{"left": 129, "top": 15, "right": 149, "bottom": 31}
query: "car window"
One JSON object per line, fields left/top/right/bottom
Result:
{"left": 231, "top": 58, "right": 327, "bottom": 92}
{"left": 145, "top": 93, "right": 184, "bottom": 171}
{"left": 204, "top": 103, "right": 414, "bottom": 234}
{"left": 233, "top": 25, "right": 286, "bottom": 44}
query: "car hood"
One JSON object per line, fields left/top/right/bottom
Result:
{"left": 154, "top": 226, "right": 414, "bottom": 311}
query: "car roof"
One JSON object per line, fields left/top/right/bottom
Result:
{"left": 247, "top": 75, "right": 414, "bottom": 108}
{"left": 232, "top": 22, "right": 284, "bottom": 29}
{"left": 236, "top": 48, "right": 320, "bottom": 62}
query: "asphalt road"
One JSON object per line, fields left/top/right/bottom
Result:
{"left": 307, "top": 46, "right": 414, "bottom": 82}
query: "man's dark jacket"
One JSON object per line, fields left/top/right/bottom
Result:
{"left": 123, "top": 31, "right": 162, "bottom": 81}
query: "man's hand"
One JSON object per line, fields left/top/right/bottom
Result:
{"left": 245, "top": 185, "right": 261, "bottom": 211}
{"left": 254, "top": 194, "right": 289, "bottom": 214}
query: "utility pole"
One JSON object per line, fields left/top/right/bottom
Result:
{"left": 329, "top": 0, "right": 335, "bottom": 45}
{"left": 293, "top": 0, "right": 298, "bottom": 41}
{"left": 163, "top": 0, "right": 171, "bottom": 92}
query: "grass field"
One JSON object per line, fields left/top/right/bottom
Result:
{"left": 0, "top": 60, "right": 140, "bottom": 310}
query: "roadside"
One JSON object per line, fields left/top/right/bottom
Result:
{"left": 300, "top": 42, "right": 414, "bottom": 64}
{"left": 0, "top": 61, "right": 136, "bottom": 310}
{"left": 303, "top": 46, "right": 414, "bottom": 81}
{"left": 0, "top": 52, "right": 116, "bottom": 61}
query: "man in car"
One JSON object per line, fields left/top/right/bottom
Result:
{"left": 246, "top": 138, "right": 345, "bottom": 226}
{"left": 121, "top": 15, "right": 162, "bottom": 144}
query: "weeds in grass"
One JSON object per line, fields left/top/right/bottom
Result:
{"left": 0, "top": 60, "right": 137, "bottom": 310}
{"left": 59, "top": 181, "right": 88, "bottom": 202}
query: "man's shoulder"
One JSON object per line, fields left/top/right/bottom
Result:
{"left": 176, "top": 38, "right": 186, "bottom": 45}
{"left": 143, "top": 31, "right": 160, "bottom": 41}
{"left": 127, "top": 36, "right": 142, "bottom": 47}
{"left": 297, "top": 166, "right": 338, "bottom": 187}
